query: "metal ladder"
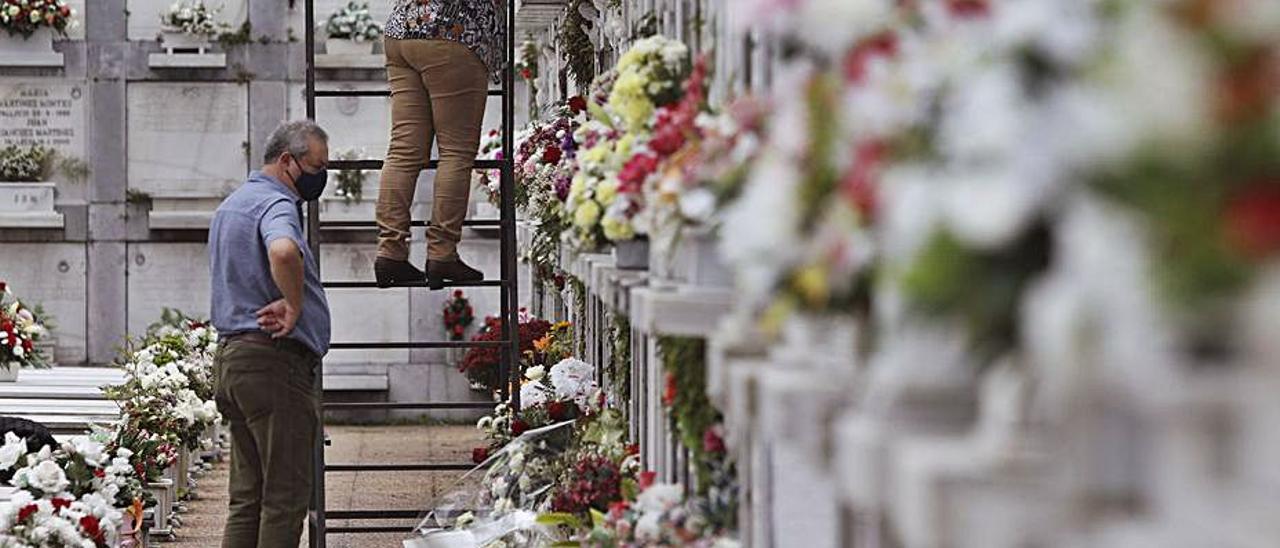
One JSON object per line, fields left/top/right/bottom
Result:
{"left": 301, "top": 1, "right": 520, "bottom": 544}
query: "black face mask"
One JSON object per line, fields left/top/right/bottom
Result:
{"left": 288, "top": 156, "right": 328, "bottom": 201}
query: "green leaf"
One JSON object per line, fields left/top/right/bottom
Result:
{"left": 590, "top": 508, "right": 608, "bottom": 528}
{"left": 536, "top": 512, "right": 583, "bottom": 530}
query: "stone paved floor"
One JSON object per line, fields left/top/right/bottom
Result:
{"left": 173, "top": 424, "right": 485, "bottom": 548}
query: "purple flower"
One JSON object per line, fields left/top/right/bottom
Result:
{"left": 554, "top": 175, "right": 572, "bottom": 202}
{"left": 560, "top": 132, "right": 578, "bottom": 159}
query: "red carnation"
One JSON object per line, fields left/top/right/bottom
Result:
{"left": 1224, "top": 183, "right": 1280, "bottom": 260}
{"left": 51, "top": 498, "right": 72, "bottom": 513}
{"left": 638, "top": 471, "right": 657, "bottom": 490}
{"left": 618, "top": 153, "right": 659, "bottom": 192}
{"left": 844, "top": 32, "right": 898, "bottom": 84}
{"left": 511, "top": 418, "right": 529, "bottom": 436}
{"left": 453, "top": 290, "right": 464, "bottom": 298}
{"left": 703, "top": 427, "right": 726, "bottom": 454}
{"left": 520, "top": 67, "right": 533, "bottom": 80}
{"left": 17, "top": 504, "right": 37, "bottom": 523}
{"left": 947, "top": 0, "right": 990, "bottom": 17}
{"left": 568, "top": 96, "right": 588, "bottom": 114}
{"left": 471, "top": 446, "right": 490, "bottom": 464}
{"left": 80, "top": 514, "right": 103, "bottom": 541}
{"left": 625, "top": 443, "right": 639, "bottom": 456}
{"left": 94, "top": 468, "right": 106, "bottom": 478}
{"left": 541, "top": 146, "right": 563, "bottom": 165}
{"left": 662, "top": 371, "right": 677, "bottom": 406}
{"left": 547, "top": 400, "right": 579, "bottom": 422}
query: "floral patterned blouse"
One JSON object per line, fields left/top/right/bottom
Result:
{"left": 385, "top": 0, "right": 506, "bottom": 83}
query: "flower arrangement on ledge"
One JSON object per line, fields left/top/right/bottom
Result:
{"left": 159, "top": 0, "right": 229, "bottom": 38}
{"left": 0, "top": 281, "right": 51, "bottom": 373}
{"left": 0, "top": 145, "right": 53, "bottom": 183}
{"left": 323, "top": 1, "right": 382, "bottom": 43}
{"left": 0, "top": 0, "right": 74, "bottom": 39}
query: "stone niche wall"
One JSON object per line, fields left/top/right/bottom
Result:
{"left": 0, "top": 0, "right": 530, "bottom": 365}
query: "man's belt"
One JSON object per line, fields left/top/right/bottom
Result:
{"left": 222, "top": 332, "right": 317, "bottom": 362}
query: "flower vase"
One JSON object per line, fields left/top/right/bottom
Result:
{"left": 0, "top": 27, "right": 55, "bottom": 55}
{"left": 0, "top": 366, "right": 18, "bottom": 383}
{"left": 326, "top": 38, "right": 374, "bottom": 56}
{"left": 613, "top": 237, "right": 650, "bottom": 270}
{"left": 159, "top": 30, "right": 213, "bottom": 54}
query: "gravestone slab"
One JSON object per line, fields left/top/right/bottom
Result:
{"left": 0, "top": 243, "right": 87, "bottom": 364}
{"left": 0, "top": 81, "right": 87, "bottom": 159}
{"left": 288, "top": 0, "right": 393, "bottom": 40}
{"left": 126, "top": 243, "right": 210, "bottom": 337}
{"left": 126, "top": 82, "right": 248, "bottom": 200}
{"left": 127, "top": 0, "right": 247, "bottom": 41}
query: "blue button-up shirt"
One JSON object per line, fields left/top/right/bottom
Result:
{"left": 208, "top": 171, "right": 331, "bottom": 356}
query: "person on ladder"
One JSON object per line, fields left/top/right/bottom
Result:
{"left": 374, "top": 0, "right": 506, "bottom": 289}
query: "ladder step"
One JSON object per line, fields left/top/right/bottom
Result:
{"left": 322, "top": 510, "right": 422, "bottom": 520}
{"left": 325, "top": 525, "right": 415, "bottom": 534}
{"left": 322, "top": 280, "right": 506, "bottom": 289}
{"left": 329, "top": 159, "right": 505, "bottom": 171}
{"left": 328, "top": 340, "right": 509, "bottom": 350}
{"left": 322, "top": 401, "right": 494, "bottom": 411}
{"left": 314, "top": 89, "right": 504, "bottom": 98}
{"left": 319, "top": 219, "right": 503, "bottom": 229}
{"left": 325, "top": 463, "right": 476, "bottom": 472}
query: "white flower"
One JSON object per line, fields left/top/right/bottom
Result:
{"left": 0, "top": 433, "right": 26, "bottom": 470}
{"left": 23, "top": 460, "right": 70, "bottom": 494}
{"left": 635, "top": 483, "right": 682, "bottom": 514}
{"left": 524, "top": 365, "right": 545, "bottom": 382}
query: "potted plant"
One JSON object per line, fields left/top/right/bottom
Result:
{"left": 0, "top": 144, "right": 58, "bottom": 215}
{"left": 0, "top": 0, "right": 74, "bottom": 55}
{"left": 323, "top": 1, "right": 382, "bottom": 56}
{"left": 158, "top": 0, "right": 228, "bottom": 54}
{"left": 0, "top": 281, "right": 52, "bottom": 381}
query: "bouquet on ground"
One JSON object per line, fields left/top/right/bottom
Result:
{"left": 323, "top": 0, "right": 382, "bottom": 42}
{"left": 0, "top": 282, "right": 51, "bottom": 372}
{"left": 159, "top": 0, "right": 229, "bottom": 38}
{"left": 442, "top": 290, "right": 475, "bottom": 342}
{"left": 0, "top": 0, "right": 74, "bottom": 39}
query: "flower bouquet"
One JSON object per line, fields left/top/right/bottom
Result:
{"left": 0, "top": 144, "right": 54, "bottom": 182}
{"left": 158, "top": 0, "right": 229, "bottom": 52}
{"left": 442, "top": 290, "right": 475, "bottom": 342}
{"left": 0, "top": 0, "right": 74, "bottom": 41}
{"left": 323, "top": 0, "right": 382, "bottom": 55}
{"left": 459, "top": 312, "right": 553, "bottom": 393}
{"left": 332, "top": 149, "right": 368, "bottom": 204}
{"left": 0, "top": 282, "right": 52, "bottom": 380}
{"left": 472, "top": 129, "right": 505, "bottom": 210}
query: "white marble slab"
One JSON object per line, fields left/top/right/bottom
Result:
{"left": 126, "top": 82, "right": 249, "bottom": 200}
{"left": 126, "top": 243, "right": 211, "bottom": 337}
{"left": 0, "top": 243, "right": 86, "bottom": 364}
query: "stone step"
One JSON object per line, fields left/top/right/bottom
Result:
{"left": 323, "top": 374, "right": 389, "bottom": 392}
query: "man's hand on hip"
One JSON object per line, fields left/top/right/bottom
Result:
{"left": 256, "top": 298, "right": 300, "bottom": 338}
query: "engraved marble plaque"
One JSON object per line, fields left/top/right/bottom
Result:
{"left": 0, "top": 81, "right": 87, "bottom": 159}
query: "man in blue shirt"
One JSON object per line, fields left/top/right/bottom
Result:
{"left": 208, "top": 120, "right": 331, "bottom": 548}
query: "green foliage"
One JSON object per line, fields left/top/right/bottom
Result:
{"left": 657, "top": 336, "right": 720, "bottom": 494}
{"left": 902, "top": 223, "right": 1053, "bottom": 365}
{"left": 608, "top": 314, "right": 631, "bottom": 408}
{"left": 559, "top": 0, "right": 596, "bottom": 88}
{"left": 333, "top": 149, "right": 366, "bottom": 203}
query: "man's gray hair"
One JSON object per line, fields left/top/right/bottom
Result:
{"left": 262, "top": 120, "right": 329, "bottom": 164}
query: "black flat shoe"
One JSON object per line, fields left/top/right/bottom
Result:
{"left": 426, "top": 258, "right": 484, "bottom": 290}
{"left": 374, "top": 257, "right": 426, "bottom": 288}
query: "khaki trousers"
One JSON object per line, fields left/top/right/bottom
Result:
{"left": 214, "top": 339, "right": 319, "bottom": 548}
{"left": 376, "top": 38, "right": 490, "bottom": 261}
